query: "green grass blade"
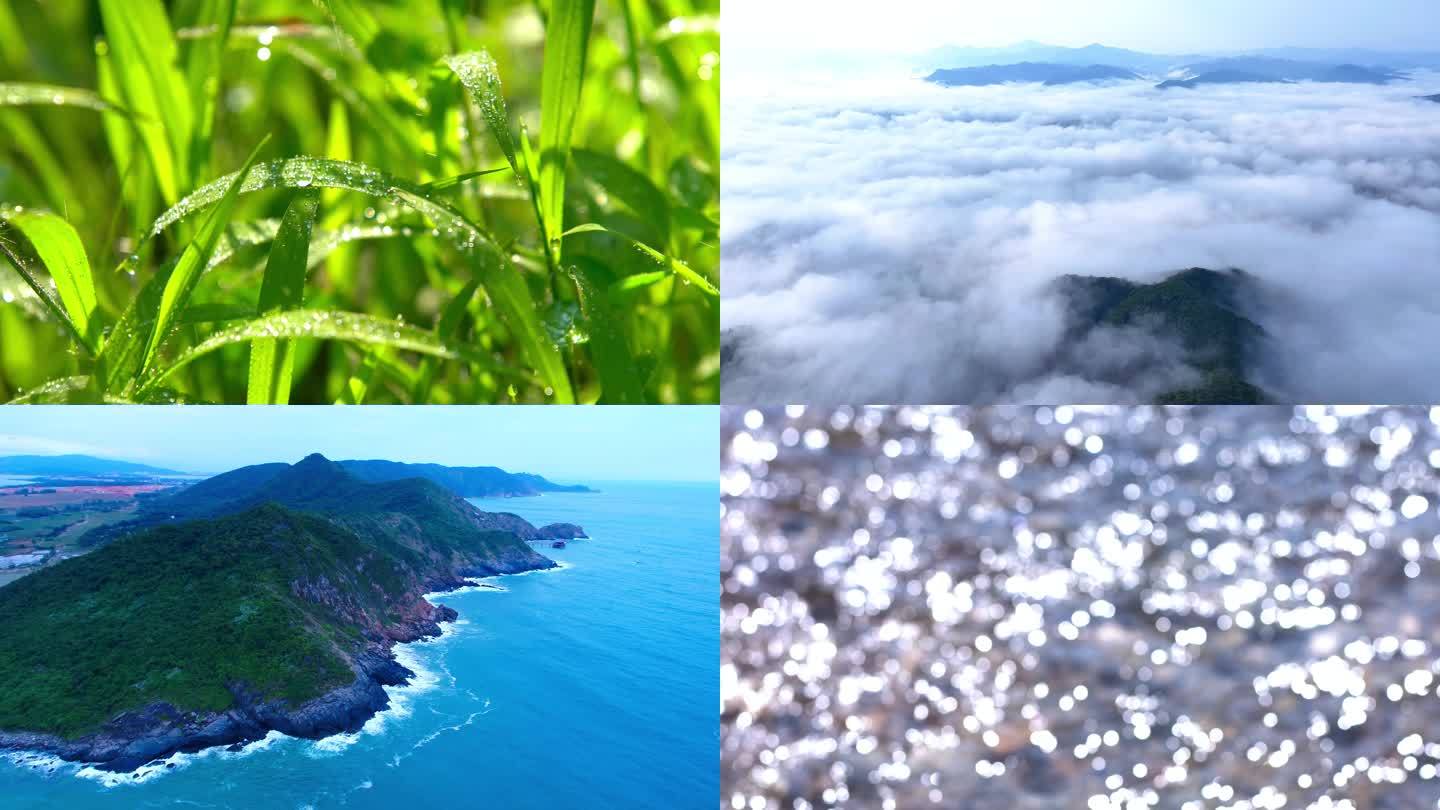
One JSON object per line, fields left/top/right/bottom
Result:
{"left": 146, "top": 158, "right": 501, "bottom": 261}
{"left": 475, "top": 262, "right": 575, "bottom": 403}
{"left": 96, "top": 46, "right": 158, "bottom": 238}
{"left": 565, "top": 263, "right": 645, "bottom": 403}
{"left": 0, "top": 209, "right": 99, "bottom": 348}
{"left": 611, "top": 269, "right": 669, "bottom": 293}
{"left": 0, "top": 83, "right": 135, "bottom": 117}
{"left": 418, "top": 166, "right": 511, "bottom": 194}
{"left": 5, "top": 376, "right": 93, "bottom": 404}
{"left": 247, "top": 189, "right": 319, "bottom": 404}
{"left": 410, "top": 278, "right": 480, "bottom": 402}
{"left": 138, "top": 309, "right": 533, "bottom": 398}
{"left": 183, "top": 0, "right": 236, "bottom": 184}
{"left": 316, "top": 0, "right": 380, "bottom": 50}
{"left": 206, "top": 219, "right": 401, "bottom": 275}
{"left": 0, "top": 1, "right": 31, "bottom": 73}
{"left": 445, "top": 51, "right": 519, "bottom": 174}
{"left": 572, "top": 148, "right": 670, "bottom": 243}
{"left": 563, "top": 223, "right": 716, "bottom": 297}
{"left": 538, "top": 0, "right": 596, "bottom": 262}
{"left": 0, "top": 111, "right": 78, "bottom": 214}
{"left": 98, "top": 0, "right": 194, "bottom": 203}
{"left": 0, "top": 216, "right": 94, "bottom": 355}
{"left": 139, "top": 137, "right": 268, "bottom": 377}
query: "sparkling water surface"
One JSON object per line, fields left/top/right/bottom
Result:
{"left": 722, "top": 407, "right": 1440, "bottom": 810}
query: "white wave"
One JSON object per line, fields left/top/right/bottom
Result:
{"left": 3, "top": 750, "right": 72, "bottom": 776}
{"left": 389, "top": 702, "right": 492, "bottom": 768}
{"left": 501, "top": 560, "right": 573, "bottom": 578}
{"left": 221, "top": 730, "right": 288, "bottom": 760}
{"left": 47, "top": 726, "right": 295, "bottom": 784}
{"left": 306, "top": 619, "right": 455, "bottom": 757}
{"left": 423, "top": 579, "right": 505, "bottom": 599}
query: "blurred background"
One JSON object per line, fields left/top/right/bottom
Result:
{"left": 0, "top": 0, "right": 717, "bottom": 403}
{"left": 723, "top": 405, "right": 1440, "bottom": 809}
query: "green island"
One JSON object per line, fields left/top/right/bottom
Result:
{"left": 0, "top": 454, "right": 584, "bottom": 772}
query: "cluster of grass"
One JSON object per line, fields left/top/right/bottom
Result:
{"left": 0, "top": 0, "right": 718, "bottom": 403}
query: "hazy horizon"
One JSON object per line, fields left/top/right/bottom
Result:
{"left": 725, "top": 0, "right": 1440, "bottom": 55}
{"left": 0, "top": 407, "right": 718, "bottom": 483}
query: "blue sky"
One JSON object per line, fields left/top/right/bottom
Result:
{"left": 0, "top": 407, "right": 717, "bottom": 482}
{"left": 726, "top": 0, "right": 1440, "bottom": 54}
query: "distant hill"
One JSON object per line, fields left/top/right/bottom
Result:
{"left": 927, "top": 62, "right": 1140, "bottom": 87}
{"left": 1157, "top": 70, "right": 1284, "bottom": 89}
{"left": 337, "top": 460, "right": 593, "bottom": 498}
{"left": 1242, "top": 47, "right": 1440, "bottom": 71}
{"left": 0, "top": 454, "right": 182, "bottom": 477}
{"left": 82, "top": 454, "right": 587, "bottom": 547}
{"left": 919, "top": 42, "right": 1187, "bottom": 73}
{"left": 1053, "top": 268, "right": 1268, "bottom": 404}
{"left": 1160, "top": 57, "right": 1405, "bottom": 88}
{"left": 0, "top": 456, "right": 563, "bottom": 772}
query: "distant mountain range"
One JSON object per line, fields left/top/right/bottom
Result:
{"left": 918, "top": 41, "right": 1440, "bottom": 73}
{"left": 1156, "top": 58, "right": 1405, "bottom": 88}
{"left": 0, "top": 453, "right": 585, "bottom": 772}
{"left": 0, "top": 454, "right": 182, "bottom": 477}
{"left": 0, "top": 455, "right": 589, "bottom": 499}
{"left": 81, "top": 455, "right": 588, "bottom": 548}
{"left": 336, "top": 460, "right": 593, "bottom": 498}
{"left": 920, "top": 41, "right": 1190, "bottom": 73}
{"left": 927, "top": 62, "right": 1140, "bottom": 87}
{"left": 920, "top": 42, "right": 1438, "bottom": 90}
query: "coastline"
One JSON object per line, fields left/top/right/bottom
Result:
{"left": 0, "top": 560, "right": 570, "bottom": 781}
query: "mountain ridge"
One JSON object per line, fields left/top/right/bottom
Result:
{"left": 1052, "top": 268, "right": 1268, "bottom": 404}
{"left": 926, "top": 62, "right": 1140, "bottom": 87}
{"left": 0, "top": 454, "right": 183, "bottom": 477}
{"left": 337, "top": 459, "right": 594, "bottom": 498}
{"left": 80, "top": 455, "right": 590, "bottom": 548}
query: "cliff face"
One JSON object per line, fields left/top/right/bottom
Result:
{"left": 0, "top": 456, "right": 579, "bottom": 773}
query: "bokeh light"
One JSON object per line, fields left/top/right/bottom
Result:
{"left": 722, "top": 406, "right": 1440, "bottom": 810}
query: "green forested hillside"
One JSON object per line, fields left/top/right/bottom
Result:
{"left": 0, "top": 457, "right": 556, "bottom": 740}
{"left": 0, "top": 506, "right": 382, "bottom": 737}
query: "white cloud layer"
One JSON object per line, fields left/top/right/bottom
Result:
{"left": 721, "top": 74, "right": 1440, "bottom": 403}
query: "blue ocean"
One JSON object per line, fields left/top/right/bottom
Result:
{"left": 0, "top": 482, "right": 717, "bottom": 809}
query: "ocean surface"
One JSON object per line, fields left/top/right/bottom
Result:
{"left": 1, "top": 482, "right": 717, "bottom": 809}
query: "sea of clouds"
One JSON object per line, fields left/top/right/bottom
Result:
{"left": 720, "top": 73, "right": 1440, "bottom": 403}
